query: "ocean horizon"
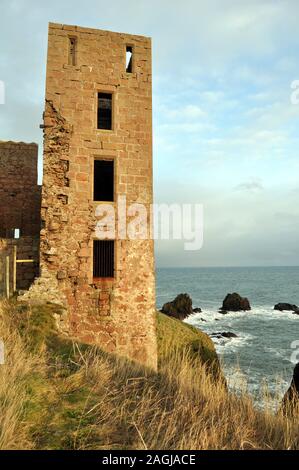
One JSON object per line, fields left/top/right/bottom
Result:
{"left": 157, "top": 265, "right": 299, "bottom": 268}
{"left": 156, "top": 266, "right": 299, "bottom": 405}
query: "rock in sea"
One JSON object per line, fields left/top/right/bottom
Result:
{"left": 274, "top": 303, "right": 298, "bottom": 313}
{"left": 193, "top": 307, "right": 202, "bottom": 313}
{"left": 219, "top": 292, "right": 251, "bottom": 312}
{"left": 210, "top": 332, "right": 238, "bottom": 339}
{"left": 161, "top": 293, "right": 193, "bottom": 320}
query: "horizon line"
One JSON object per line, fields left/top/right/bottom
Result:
{"left": 156, "top": 265, "right": 299, "bottom": 269}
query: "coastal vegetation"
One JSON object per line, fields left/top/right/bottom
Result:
{"left": 0, "top": 299, "right": 298, "bottom": 450}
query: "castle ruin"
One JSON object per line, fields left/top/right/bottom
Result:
{"left": 0, "top": 23, "right": 157, "bottom": 369}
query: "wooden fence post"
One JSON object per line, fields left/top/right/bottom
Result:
{"left": 5, "top": 255, "right": 10, "bottom": 299}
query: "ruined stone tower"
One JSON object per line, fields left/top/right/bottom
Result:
{"left": 38, "top": 23, "right": 157, "bottom": 368}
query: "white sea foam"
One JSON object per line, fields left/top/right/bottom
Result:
{"left": 185, "top": 313, "right": 254, "bottom": 357}
{"left": 186, "top": 305, "right": 299, "bottom": 324}
{"left": 185, "top": 306, "right": 298, "bottom": 365}
{"left": 264, "top": 346, "right": 290, "bottom": 361}
{"left": 212, "top": 333, "right": 253, "bottom": 354}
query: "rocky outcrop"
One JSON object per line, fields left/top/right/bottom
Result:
{"left": 281, "top": 363, "right": 299, "bottom": 414}
{"left": 161, "top": 293, "right": 193, "bottom": 320}
{"left": 210, "top": 332, "right": 238, "bottom": 339}
{"left": 193, "top": 307, "right": 202, "bottom": 313}
{"left": 220, "top": 293, "right": 251, "bottom": 312}
{"left": 274, "top": 303, "right": 299, "bottom": 314}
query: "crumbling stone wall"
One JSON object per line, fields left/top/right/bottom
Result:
{"left": 0, "top": 142, "right": 41, "bottom": 237}
{"left": 29, "top": 23, "right": 157, "bottom": 369}
{"left": 0, "top": 142, "right": 41, "bottom": 292}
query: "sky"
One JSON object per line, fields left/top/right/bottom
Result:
{"left": 0, "top": 0, "right": 299, "bottom": 267}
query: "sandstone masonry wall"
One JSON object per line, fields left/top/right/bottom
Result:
{"left": 35, "top": 23, "right": 157, "bottom": 369}
{"left": 0, "top": 142, "right": 41, "bottom": 293}
{"left": 0, "top": 142, "right": 41, "bottom": 237}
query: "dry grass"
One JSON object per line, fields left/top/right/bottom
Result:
{"left": 0, "top": 300, "right": 47, "bottom": 449}
{"left": 0, "top": 299, "right": 298, "bottom": 450}
{"left": 59, "top": 347, "right": 299, "bottom": 450}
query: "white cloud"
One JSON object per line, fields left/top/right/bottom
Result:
{"left": 234, "top": 178, "right": 264, "bottom": 192}
{"left": 182, "top": 105, "right": 205, "bottom": 119}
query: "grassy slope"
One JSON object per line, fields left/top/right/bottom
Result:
{"left": 157, "top": 311, "right": 218, "bottom": 364}
{"left": 0, "top": 300, "right": 298, "bottom": 450}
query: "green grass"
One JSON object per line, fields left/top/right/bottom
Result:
{"left": 157, "top": 311, "right": 221, "bottom": 377}
{"left": 9, "top": 300, "right": 65, "bottom": 352}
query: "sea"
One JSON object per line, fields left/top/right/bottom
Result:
{"left": 156, "top": 266, "right": 299, "bottom": 406}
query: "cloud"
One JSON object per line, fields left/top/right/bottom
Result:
{"left": 155, "top": 181, "right": 299, "bottom": 267}
{"left": 234, "top": 179, "right": 264, "bottom": 192}
{"left": 182, "top": 105, "right": 205, "bottom": 119}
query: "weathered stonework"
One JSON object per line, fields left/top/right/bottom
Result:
{"left": 0, "top": 141, "right": 41, "bottom": 238}
{"left": 32, "top": 23, "right": 157, "bottom": 369}
{"left": 0, "top": 141, "right": 41, "bottom": 292}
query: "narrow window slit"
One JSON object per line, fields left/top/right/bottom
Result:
{"left": 68, "top": 37, "right": 77, "bottom": 66}
{"left": 97, "top": 93, "right": 112, "bottom": 130}
{"left": 126, "top": 46, "right": 133, "bottom": 73}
